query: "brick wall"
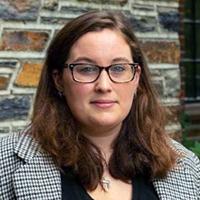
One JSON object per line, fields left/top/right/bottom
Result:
{"left": 0, "top": 0, "right": 181, "bottom": 137}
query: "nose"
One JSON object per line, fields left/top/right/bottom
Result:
{"left": 94, "top": 69, "right": 112, "bottom": 93}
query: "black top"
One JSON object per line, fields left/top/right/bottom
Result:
{"left": 61, "top": 167, "right": 159, "bottom": 200}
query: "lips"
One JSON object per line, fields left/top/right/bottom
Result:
{"left": 90, "top": 99, "right": 117, "bottom": 108}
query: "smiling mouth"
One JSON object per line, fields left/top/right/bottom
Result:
{"left": 90, "top": 100, "right": 117, "bottom": 108}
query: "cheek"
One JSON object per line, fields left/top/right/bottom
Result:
{"left": 119, "top": 84, "right": 136, "bottom": 112}
{"left": 63, "top": 84, "right": 91, "bottom": 111}
{"left": 123, "top": 91, "right": 134, "bottom": 109}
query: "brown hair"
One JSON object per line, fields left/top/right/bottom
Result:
{"left": 30, "top": 11, "right": 177, "bottom": 190}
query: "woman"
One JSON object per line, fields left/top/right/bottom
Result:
{"left": 0, "top": 11, "right": 199, "bottom": 200}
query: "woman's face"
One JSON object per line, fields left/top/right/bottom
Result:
{"left": 54, "top": 29, "right": 140, "bottom": 136}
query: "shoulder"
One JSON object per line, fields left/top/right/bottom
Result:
{"left": 0, "top": 133, "right": 23, "bottom": 175}
{"left": 0, "top": 129, "right": 43, "bottom": 166}
{"left": 171, "top": 139, "right": 200, "bottom": 173}
{"left": 153, "top": 140, "right": 200, "bottom": 199}
{"left": 171, "top": 140, "right": 200, "bottom": 196}
{"left": 0, "top": 133, "right": 20, "bottom": 165}
{"left": 0, "top": 133, "right": 22, "bottom": 199}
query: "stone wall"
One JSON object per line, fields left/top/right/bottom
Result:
{"left": 0, "top": 0, "right": 181, "bottom": 137}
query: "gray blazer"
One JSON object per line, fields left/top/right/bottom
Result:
{"left": 0, "top": 132, "right": 199, "bottom": 200}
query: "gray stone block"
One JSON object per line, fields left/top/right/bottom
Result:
{"left": 128, "top": 16, "right": 157, "bottom": 32}
{"left": 0, "top": 96, "right": 31, "bottom": 121}
{"left": 0, "top": 127, "right": 10, "bottom": 134}
{"left": 161, "top": 69, "right": 180, "bottom": 98}
{"left": 158, "top": 9, "right": 179, "bottom": 32}
{"left": 60, "top": 6, "right": 92, "bottom": 14}
{"left": 132, "top": 3, "right": 155, "bottom": 12}
{"left": 0, "top": 0, "right": 39, "bottom": 21}
{"left": 43, "top": 0, "right": 58, "bottom": 11}
{"left": 153, "top": 77, "right": 165, "bottom": 97}
{"left": 0, "top": 61, "right": 18, "bottom": 68}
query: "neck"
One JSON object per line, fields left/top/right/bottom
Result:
{"left": 81, "top": 124, "right": 121, "bottom": 162}
{"left": 88, "top": 134, "right": 115, "bottom": 162}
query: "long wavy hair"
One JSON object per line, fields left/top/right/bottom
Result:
{"left": 30, "top": 11, "right": 177, "bottom": 190}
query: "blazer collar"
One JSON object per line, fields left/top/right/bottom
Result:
{"left": 14, "top": 131, "right": 42, "bottom": 163}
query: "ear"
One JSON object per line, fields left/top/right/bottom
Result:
{"left": 52, "top": 69, "right": 63, "bottom": 92}
{"left": 135, "top": 65, "right": 141, "bottom": 85}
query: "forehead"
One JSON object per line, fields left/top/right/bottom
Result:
{"left": 67, "top": 28, "right": 132, "bottom": 63}
{"left": 73, "top": 28, "right": 128, "bottom": 47}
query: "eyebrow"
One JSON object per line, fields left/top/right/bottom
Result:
{"left": 71, "top": 57, "right": 96, "bottom": 63}
{"left": 112, "top": 57, "right": 131, "bottom": 63}
{"left": 71, "top": 56, "right": 132, "bottom": 64}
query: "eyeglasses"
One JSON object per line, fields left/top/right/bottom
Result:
{"left": 64, "top": 63, "right": 139, "bottom": 83}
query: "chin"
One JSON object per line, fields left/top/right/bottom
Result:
{"left": 91, "top": 118, "right": 122, "bottom": 130}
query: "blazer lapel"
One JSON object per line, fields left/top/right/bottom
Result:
{"left": 13, "top": 133, "right": 62, "bottom": 200}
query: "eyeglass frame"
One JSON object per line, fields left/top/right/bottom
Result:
{"left": 64, "top": 63, "right": 139, "bottom": 83}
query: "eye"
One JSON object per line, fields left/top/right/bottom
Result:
{"left": 75, "top": 64, "right": 98, "bottom": 74}
{"left": 110, "top": 64, "right": 126, "bottom": 73}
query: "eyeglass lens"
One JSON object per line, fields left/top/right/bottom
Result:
{"left": 69, "top": 63, "right": 137, "bottom": 83}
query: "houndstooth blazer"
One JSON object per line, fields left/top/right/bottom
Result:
{"left": 0, "top": 132, "right": 200, "bottom": 200}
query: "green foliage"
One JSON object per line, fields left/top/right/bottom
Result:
{"left": 180, "top": 112, "right": 200, "bottom": 158}
{"left": 190, "top": 141, "right": 200, "bottom": 156}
